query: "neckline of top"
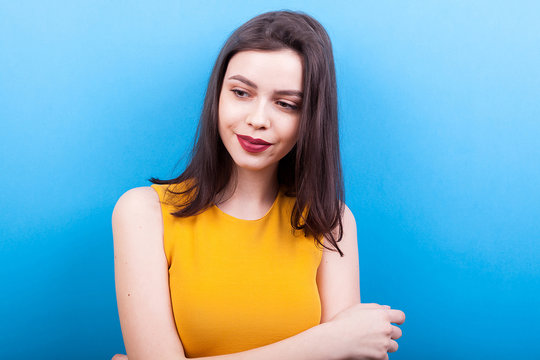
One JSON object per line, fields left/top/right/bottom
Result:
{"left": 213, "top": 188, "right": 281, "bottom": 223}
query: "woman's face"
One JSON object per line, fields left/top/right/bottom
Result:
{"left": 218, "top": 49, "right": 303, "bottom": 173}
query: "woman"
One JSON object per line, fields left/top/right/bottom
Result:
{"left": 112, "top": 10, "right": 405, "bottom": 360}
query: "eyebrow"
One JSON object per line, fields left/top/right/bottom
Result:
{"left": 227, "top": 74, "right": 303, "bottom": 98}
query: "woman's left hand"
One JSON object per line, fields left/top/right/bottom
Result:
{"left": 111, "top": 354, "right": 128, "bottom": 360}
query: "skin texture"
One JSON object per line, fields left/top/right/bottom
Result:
{"left": 112, "top": 49, "right": 405, "bottom": 360}
{"left": 218, "top": 49, "right": 303, "bottom": 173}
{"left": 215, "top": 49, "right": 304, "bottom": 220}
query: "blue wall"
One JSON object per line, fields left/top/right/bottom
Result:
{"left": 1, "top": 1, "right": 538, "bottom": 359}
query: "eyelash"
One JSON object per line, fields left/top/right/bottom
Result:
{"left": 231, "top": 89, "right": 299, "bottom": 111}
{"left": 231, "top": 89, "right": 249, "bottom": 98}
{"left": 276, "top": 101, "right": 298, "bottom": 111}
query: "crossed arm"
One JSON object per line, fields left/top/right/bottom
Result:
{"left": 112, "top": 186, "right": 361, "bottom": 360}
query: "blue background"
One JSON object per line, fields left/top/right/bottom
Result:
{"left": 1, "top": 1, "right": 539, "bottom": 359}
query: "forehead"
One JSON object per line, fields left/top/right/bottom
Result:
{"left": 224, "top": 49, "right": 303, "bottom": 91}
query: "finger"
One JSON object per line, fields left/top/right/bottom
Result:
{"left": 387, "top": 309, "right": 406, "bottom": 325}
{"left": 358, "top": 303, "right": 389, "bottom": 309}
{"left": 391, "top": 325, "right": 402, "bottom": 340}
{"left": 387, "top": 339, "right": 399, "bottom": 353}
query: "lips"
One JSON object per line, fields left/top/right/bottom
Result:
{"left": 236, "top": 134, "right": 272, "bottom": 153}
{"left": 236, "top": 134, "right": 271, "bottom": 145}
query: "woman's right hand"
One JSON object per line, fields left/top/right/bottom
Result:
{"left": 325, "top": 303, "right": 405, "bottom": 360}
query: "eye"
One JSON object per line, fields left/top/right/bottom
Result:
{"left": 231, "top": 89, "right": 249, "bottom": 98}
{"left": 276, "top": 100, "right": 299, "bottom": 111}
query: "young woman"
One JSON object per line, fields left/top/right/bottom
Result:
{"left": 112, "top": 10, "right": 405, "bottom": 360}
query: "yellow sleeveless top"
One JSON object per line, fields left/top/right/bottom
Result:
{"left": 150, "top": 183, "right": 324, "bottom": 358}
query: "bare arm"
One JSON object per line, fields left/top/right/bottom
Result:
{"left": 317, "top": 204, "right": 361, "bottom": 323}
{"left": 113, "top": 187, "right": 339, "bottom": 360}
{"left": 113, "top": 187, "right": 186, "bottom": 360}
{"left": 113, "top": 188, "right": 404, "bottom": 360}
{"left": 193, "top": 323, "right": 335, "bottom": 360}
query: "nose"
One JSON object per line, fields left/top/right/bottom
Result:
{"left": 245, "top": 100, "right": 270, "bottom": 129}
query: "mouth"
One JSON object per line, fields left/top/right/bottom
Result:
{"left": 236, "top": 134, "right": 272, "bottom": 153}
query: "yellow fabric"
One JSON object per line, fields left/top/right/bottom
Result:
{"left": 151, "top": 183, "right": 324, "bottom": 358}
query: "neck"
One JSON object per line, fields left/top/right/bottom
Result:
{"left": 221, "top": 164, "right": 279, "bottom": 205}
{"left": 215, "top": 164, "right": 280, "bottom": 219}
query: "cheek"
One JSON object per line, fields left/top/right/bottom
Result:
{"left": 217, "top": 94, "right": 227, "bottom": 126}
{"left": 287, "top": 119, "right": 301, "bottom": 141}
{"left": 277, "top": 121, "right": 300, "bottom": 149}
{"left": 218, "top": 91, "right": 245, "bottom": 124}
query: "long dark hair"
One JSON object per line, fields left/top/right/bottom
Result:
{"left": 150, "top": 10, "right": 345, "bottom": 256}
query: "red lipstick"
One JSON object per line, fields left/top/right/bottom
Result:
{"left": 236, "top": 134, "right": 272, "bottom": 153}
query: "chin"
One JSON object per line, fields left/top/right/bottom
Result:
{"left": 232, "top": 158, "right": 275, "bottom": 172}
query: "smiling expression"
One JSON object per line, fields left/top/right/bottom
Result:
{"left": 218, "top": 49, "right": 303, "bottom": 173}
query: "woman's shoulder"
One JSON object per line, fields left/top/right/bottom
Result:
{"left": 115, "top": 186, "right": 161, "bottom": 209}
{"left": 112, "top": 187, "right": 163, "bottom": 233}
{"left": 111, "top": 186, "right": 166, "bottom": 266}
